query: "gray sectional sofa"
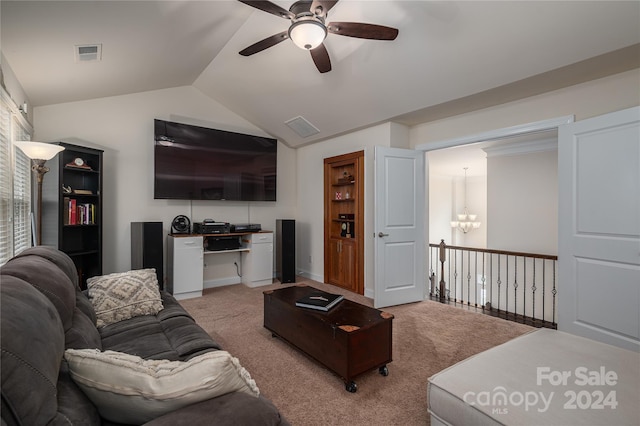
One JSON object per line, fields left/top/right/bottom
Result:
{"left": 1, "top": 246, "right": 288, "bottom": 425}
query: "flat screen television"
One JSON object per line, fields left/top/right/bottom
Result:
{"left": 154, "top": 119, "right": 277, "bottom": 201}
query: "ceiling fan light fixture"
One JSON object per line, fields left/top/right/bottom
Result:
{"left": 289, "top": 19, "right": 327, "bottom": 50}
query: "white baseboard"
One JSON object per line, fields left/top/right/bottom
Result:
{"left": 296, "top": 269, "right": 323, "bottom": 283}
{"left": 174, "top": 290, "right": 203, "bottom": 300}
{"left": 296, "top": 270, "right": 375, "bottom": 300}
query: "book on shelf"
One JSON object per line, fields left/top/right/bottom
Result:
{"left": 63, "top": 197, "right": 70, "bottom": 225}
{"left": 295, "top": 290, "right": 344, "bottom": 312}
{"left": 64, "top": 198, "right": 95, "bottom": 225}
{"left": 69, "top": 198, "right": 77, "bottom": 225}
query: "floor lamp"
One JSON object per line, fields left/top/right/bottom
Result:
{"left": 14, "top": 141, "right": 65, "bottom": 246}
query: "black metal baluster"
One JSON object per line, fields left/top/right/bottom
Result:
{"left": 513, "top": 256, "right": 518, "bottom": 320}
{"left": 523, "top": 258, "right": 527, "bottom": 320}
{"left": 552, "top": 260, "right": 557, "bottom": 327}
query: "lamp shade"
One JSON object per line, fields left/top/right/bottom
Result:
{"left": 14, "top": 141, "right": 64, "bottom": 160}
{"left": 289, "top": 20, "right": 327, "bottom": 50}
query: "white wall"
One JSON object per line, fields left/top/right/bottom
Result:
{"left": 33, "top": 86, "right": 296, "bottom": 282}
{"left": 409, "top": 69, "right": 640, "bottom": 148}
{"left": 295, "top": 122, "right": 407, "bottom": 297}
{"left": 454, "top": 175, "right": 486, "bottom": 248}
{"left": 428, "top": 175, "right": 454, "bottom": 246}
{"left": 487, "top": 148, "right": 558, "bottom": 254}
{"left": 429, "top": 173, "right": 486, "bottom": 249}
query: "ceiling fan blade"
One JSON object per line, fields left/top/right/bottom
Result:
{"left": 310, "top": 43, "right": 331, "bottom": 73}
{"left": 237, "top": 1, "right": 294, "bottom": 20}
{"left": 239, "top": 31, "right": 290, "bottom": 56}
{"left": 327, "top": 22, "right": 399, "bottom": 40}
{"left": 310, "top": 0, "right": 339, "bottom": 16}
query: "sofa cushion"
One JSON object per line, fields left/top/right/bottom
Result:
{"left": 87, "top": 268, "right": 163, "bottom": 327}
{"left": 145, "top": 392, "right": 289, "bottom": 426}
{"left": 65, "top": 307, "right": 103, "bottom": 350}
{"left": 99, "top": 291, "right": 221, "bottom": 361}
{"left": 0, "top": 255, "right": 77, "bottom": 330}
{"left": 0, "top": 248, "right": 101, "bottom": 351}
{"left": 65, "top": 349, "right": 260, "bottom": 424}
{"left": 55, "top": 360, "right": 102, "bottom": 426}
{"left": 14, "top": 245, "right": 80, "bottom": 289}
{"left": 0, "top": 276, "right": 65, "bottom": 425}
{"left": 99, "top": 315, "right": 182, "bottom": 360}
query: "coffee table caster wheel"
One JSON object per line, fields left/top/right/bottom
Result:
{"left": 379, "top": 365, "right": 389, "bottom": 376}
{"left": 346, "top": 381, "right": 357, "bottom": 393}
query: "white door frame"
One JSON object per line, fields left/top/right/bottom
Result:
{"left": 415, "top": 116, "right": 574, "bottom": 152}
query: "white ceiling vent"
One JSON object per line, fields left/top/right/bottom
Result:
{"left": 285, "top": 116, "right": 320, "bottom": 138}
{"left": 75, "top": 44, "right": 102, "bottom": 62}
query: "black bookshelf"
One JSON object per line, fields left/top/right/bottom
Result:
{"left": 42, "top": 142, "right": 103, "bottom": 288}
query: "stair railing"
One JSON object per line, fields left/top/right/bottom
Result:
{"left": 429, "top": 240, "right": 558, "bottom": 328}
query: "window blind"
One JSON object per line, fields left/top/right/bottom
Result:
{"left": 0, "top": 104, "right": 12, "bottom": 265}
{"left": 13, "top": 117, "right": 32, "bottom": 254}
{"left": 0, "top": 94, "right": 32, "bottom": 265}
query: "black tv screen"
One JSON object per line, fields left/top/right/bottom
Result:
{"left": 154, "top": 119, "right": 277, "bottom": 201}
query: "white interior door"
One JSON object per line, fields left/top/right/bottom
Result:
{"left": 558, "top": 106, "right": 640, "bottom": 351}
{"left": 374, "top": 147, "right": 426, "bottom": 308}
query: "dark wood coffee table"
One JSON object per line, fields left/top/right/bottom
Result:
{"left": 263, "top": 284, "right": 393, "bottom": 392}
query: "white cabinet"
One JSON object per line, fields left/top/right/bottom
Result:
{"left": 241, "top": 232, "right": 273, "bottom": 287}
{"left": 167, "top": 235, "right": 204, "bottom": 300}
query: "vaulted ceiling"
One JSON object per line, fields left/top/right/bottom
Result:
{"left": 2, "top": 1, "right": 639, "bottom": 148}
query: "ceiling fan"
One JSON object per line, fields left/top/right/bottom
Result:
{"left": 238, "top": 0, "right": 399, "bottom": 73}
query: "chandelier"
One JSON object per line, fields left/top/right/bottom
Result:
{"left": 450, "top": 167, "right": 481, "bottom": 234}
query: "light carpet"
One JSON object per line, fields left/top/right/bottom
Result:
{"left": 180, "top": 279, "right": 534, "bottom": 425}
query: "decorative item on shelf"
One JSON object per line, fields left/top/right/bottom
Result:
{"left": 62, "top": 185, "right": 73, "bottom": 194}
{"left": 337, "top": 171, "right": 354, "bottom": 184}
{"left": 340, "top": 222, "right": 348, "bottom": 237}
{"left": 450, "top": 167, "right": 481, "bottom": 234}
{"left": 65, "top": 157, "right": 92, "bottom": 170}
{"left": 346, "top": 222, "right": 353, "bottom": 238}
{"left": 13, "top": 141, "right": 65, "bottom": 245}
{"left": 338, "top": 213, "right": 354, "bottom": 220}
{"left": 73, "top": 189, "right": 93, "bottom": 195}
{"left": 335, "top": 191, "right": 342, "bottom": 200}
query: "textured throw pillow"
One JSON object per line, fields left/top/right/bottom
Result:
{"left": 86, "top": 269, "right": 163, "bottom": 327}
{"left": 64, "top": 349, "right": 260, "bottom": 424}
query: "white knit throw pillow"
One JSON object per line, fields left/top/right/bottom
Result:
{"left": 86, "top": 268, "right": 163, "bottom": 327}
{"left": 64, "top": 349, "right": 260, "bottom": 424}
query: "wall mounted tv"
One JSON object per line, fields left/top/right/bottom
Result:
{"left": 154, "top": 119, "right": 277, "bottom": 201}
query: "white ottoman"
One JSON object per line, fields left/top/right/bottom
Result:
{"left": 428, "top": 328, "right": 639, "bottom": 425}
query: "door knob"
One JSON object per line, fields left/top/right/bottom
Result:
{"left": 378, "top": 232, "right": 389, "bottom": 237}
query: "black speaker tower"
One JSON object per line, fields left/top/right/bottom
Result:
{"left": 131, "top": 222, "right": 164, "bottom": 289}
{"left": 276, "top": 219, "right": 296, "bottom": 283}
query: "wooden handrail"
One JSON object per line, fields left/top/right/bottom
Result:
{"left": 429, "top": 242, "right": 558, "bottom": 261}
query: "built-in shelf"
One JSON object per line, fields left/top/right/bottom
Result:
{"left": 324, "top": 150, "right": 364, "bottom": 295}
